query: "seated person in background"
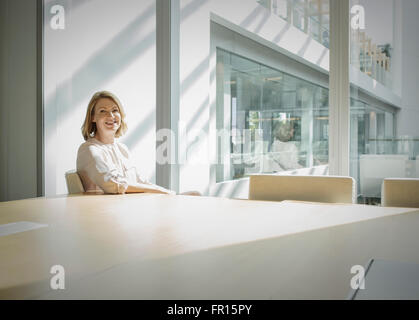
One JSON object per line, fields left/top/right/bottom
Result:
{"left": 270, "top": 121, "right": 303, "bottom": 171}
{"left": 77, "top": 91, "right": 198, "bottom": 196}
{"left": 312, "top": 140, "right": 329, "bottom": 166}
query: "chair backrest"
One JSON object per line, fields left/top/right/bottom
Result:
{"left": 359, "top": 154, "right": 408, "bottom": 198}
{"left": 381, "top": 178, "right": 419, "bottom": 208}
{"left": 65, "top": 170, "right": 85, "bottom": 194}
{"left": 248, "top": 175, "right": 356, "bottom": 204}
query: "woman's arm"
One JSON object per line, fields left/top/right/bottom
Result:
{"left": 270, "top": 141, "right": 303, "bottom": 170}
{"left": 77, "top": 145, "right": 129, "bottom": 194}
{"left": 125, "top": 183, "right": 175, "bottom": 195}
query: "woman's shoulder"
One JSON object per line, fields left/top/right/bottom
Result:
{"left": 115, "top": 140, "right": 129, "bottom": 150}
{"left": 271, "top": 139, "right": 285, "bottom": 149}
{"left": 77, "top": 138, "right": 130, "bottom": 157}
{"left": 78, "top": 138, "right": 98, "bottom": 149}
{"left": 115, "top": 140, "right": 131, "bottom": 156}
{"left": 271, "top": 139, "right": 297, "bottom": 151}
{"left": 77, "top": 138, "right": 106, "bottom": 156}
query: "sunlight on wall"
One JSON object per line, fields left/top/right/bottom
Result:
{"left": 44, "top": 0, "right": 156, "bottom": 196}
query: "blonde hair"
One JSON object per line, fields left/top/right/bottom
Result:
{"left": 273, "top": 121, "right": 294, "bottom": 142}
{"left": 81, "top": 91, "right": 128, "bottom": 141}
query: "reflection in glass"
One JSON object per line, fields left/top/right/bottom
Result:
{"left": 216, "top": 48, "right": 329, "bottom": 182}
{"left": 349, "top": 0, "right": 419, "bottom": 204}
{"left": 216, "top": 48, "right": 401, "bottom": 195}
{"left": 257, "top": 0, "right": 330, "bottom": 48}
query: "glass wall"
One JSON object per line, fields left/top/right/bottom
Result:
{"left": 350, "top": 98, "right": 396, "bottom": 199}
{"left": 350, "top": 0, "right": 419, "bottom": 204}
{"left": 216, "top": 49, "right": 329, "bottom": 182}
{"left": 216, "top": 47, "right": 398, "bottom": 193}
{"left": 257, "top": 0, "right": 330, "bottom": 48}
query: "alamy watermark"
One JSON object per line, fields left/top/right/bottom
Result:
{"left": 350, "top": 265, "right": 366, "bottom": 290}
{"left": 50, "top": 264, "right": 65, "bottom": 290}
{"left": 48, "top": 4, "right": 365, "bottom": 31}
{"left": 50, "top": 5, "right": 65, "bottom": 30}
{"left": 351, "top": 5, "right": 366, "bottom": 30}
{"left": 154, "top": 126, "right": 269, "bottom": 166}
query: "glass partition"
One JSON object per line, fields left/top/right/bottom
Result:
{"left": 350, "top": 0, "right": 419, "bottom": 204}
{"left": 216, "top": 49, "right": 329, "bottom": 182}
{"left": 257, "top": 0, "right": 330, "bottom": 48}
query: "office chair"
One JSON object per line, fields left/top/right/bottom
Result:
{"left": 359, "top": 154, "right": 408, "bottom": 198}
{"left": 248, "top": 175, "right": 357, "bottom": 204}
{"left": 65, "top": 170, "right": 85, "bottom": 194}
{"left": 381, "top": 178, "right": 419, "bottom": 208}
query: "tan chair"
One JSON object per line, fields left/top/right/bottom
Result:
{"left": 359, "top": 154, "right": 408, "bottom": 198}
{"left": 248, "top": 175, "right": 357, "bottom": 204}
{"left": 381, "top": 178, "right": 419, "bottom": 208}
{"left": 65, "top": 170, "right": 85, "bottom": 194}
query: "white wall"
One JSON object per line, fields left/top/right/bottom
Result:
{"left": 353, "top": 0, "right": 419, "bottom": 137}
{"left": 350, "top": 0, "right": 402, "bottom": 104}
{"left": 361, "top": 0, "right": 419, "bottom": 138}
{"left": 44, "top": 0, "right": 156, "bottom": 196}
{"left": 0, "top": 0, "right": 38, "bottom": 202}
{"left": 177, "top": 0, "right": 212, "bottom": 195}
{"left": 397, "top": 0, "right": 419, "bottom": 137}
{"left": 359, "top": 0, "right": 394, "bottom": 47}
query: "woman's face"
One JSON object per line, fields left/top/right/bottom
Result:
{"left": 92, "top": 98, "right": 121, "bottom": 137}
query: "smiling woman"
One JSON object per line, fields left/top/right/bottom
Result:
{"left": 76, "top": 91, "right": 179, "bottom": 195}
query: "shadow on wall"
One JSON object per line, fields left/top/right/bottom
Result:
{"left": 177, "top": 2, "right": 300, "bottom": 195}
{"left": 45, "top": 0, "right": 295, "bottom": 141}
{"left": 43, "top": 0, "right": 295, "bottom": 192}
{"left": 44, "top": 0, "right": 94, "bottom": 17}
{"left": 239, "top": 4, "right": 266, "bottom": 29}
{"left": 298, "top": 36, "right": 312, "bottom": 57}
{"left": 44, "top": 3, "right": 156, "bottom": 122}
{"left": 253, "top": 6, "right": 271, "bottom": 35}
{"left": 183, "top": 3, "right": 294, "bottom": 163}
{"left": 44, "top": 1, "right": 157, "bottom": 194}
{"left": 45, "top": 0, "right": 212, "bottom": 149}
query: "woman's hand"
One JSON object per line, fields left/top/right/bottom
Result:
{"left": 126, "top": 183, "right": 175, "bottom": 195}
{"left": 179, "top": 191, "right": 201, "bottom": 196}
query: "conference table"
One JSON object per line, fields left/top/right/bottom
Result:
{"left": 1, "top": 193, "right": 419, "bottom": 299}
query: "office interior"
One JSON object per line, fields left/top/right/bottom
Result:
{"left": 1, "top": 0, "right": 419, "bottom": 300}
{"left": 1, "top": 0, "right": 419, "bottom": 203}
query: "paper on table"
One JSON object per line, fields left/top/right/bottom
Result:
{"left": 0, "top": 221, "right": 48, "bottom": 237}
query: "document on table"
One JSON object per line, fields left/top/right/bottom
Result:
{"left": 0, "top": 221, "right": 48, "bottom": 237}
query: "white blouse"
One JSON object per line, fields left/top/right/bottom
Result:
{"left": 270, "top": 140, "right": 302, "bottom": 171}
{"left": 76, "top": 138, "right": 149, "bottom": 194}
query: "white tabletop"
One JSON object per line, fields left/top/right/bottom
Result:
{"left": 1, "top": 193, "right": 418, "bottom": 299}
